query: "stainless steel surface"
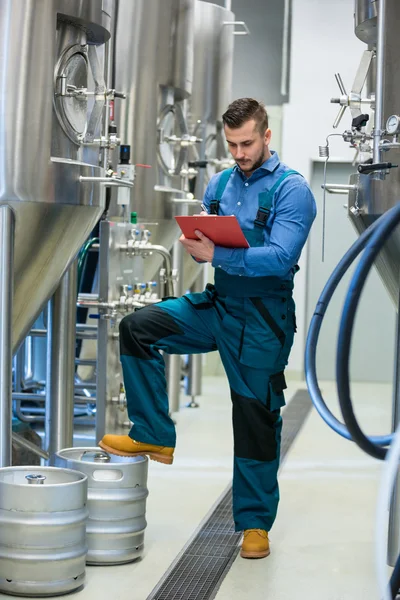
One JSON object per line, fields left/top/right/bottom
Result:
{"left": 113, "top": 0, "right": 196, "bottom": 284}
{"left": 373, "top": 0, "right": 385, "bottom": 163}
{"left": 96, "top": 220, "right": 154, "bottom": 438}
{"left": 190, "top": 2, "right": 234, "bottom": 127}
{"left": 355, "top": 0, "right": 378, "bottom": 44}
{"left": 185, "top": 272, "right": 204, "bottom": 406}
{"left": 0, "top": 466, "right": 88, "bottom": 597}
{"left": 188, "top": 2, "right": 236, "bottom": 202}
{"left": 12, "top": 432, "right": 50, "bottom": 461}
{"left": 347, "top": 0, "right": 400, "bottom": 306}
{"left": 168, "top": 240, "right": 185, "bottom": 414}
{"left": 0, "top": 0, "right": 111, "bottom": 356}
{"left": 26, "top": 474, "right": 46, "bottom": 485}
{"left": 45, "top": 263, "right": 78, "bottom": 461}
{"left": 55, "top": 448, "right": 148, "bottom": 565}
{"left": 0, "top": 206, "right": 14, "bottom": 468}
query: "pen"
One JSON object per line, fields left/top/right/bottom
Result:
{"left": 200, "top": 203, "right": 208, "bottom": 213}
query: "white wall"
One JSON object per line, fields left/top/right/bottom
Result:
{"left": 281, "top": 0, "right": 366, "bottom": 376}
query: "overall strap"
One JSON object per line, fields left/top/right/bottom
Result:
{"left": 254, "top": 169, "right": 300, "bottom": 228}
{"left": 209, "top": 167, "right": 234, "bottom": 215}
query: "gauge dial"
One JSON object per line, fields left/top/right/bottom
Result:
{"left": 386, "top": 115, "right": 400, "bottom": 135}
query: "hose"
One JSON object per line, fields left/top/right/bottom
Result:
{"left": 77, "top": 237, "right": 99, "bottom": 293}
{"left": 336, "top": 201, "right": 400, "bottom": 460}
{"left": 305, "top": 209, "right": 393, "bottom": 445}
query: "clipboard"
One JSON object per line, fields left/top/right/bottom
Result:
{"left": 175, "top": 215, "right": 249, "bottom": 249}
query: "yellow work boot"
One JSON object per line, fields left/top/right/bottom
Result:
{"left": 240, "top": 529, "right": 270, "bottom": 559}
{"left": 99, "top": 435, "right": 174, "bottom": 465}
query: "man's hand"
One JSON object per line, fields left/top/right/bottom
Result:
{"left": 179, "top": 230, "right": 215, "bottom": 262}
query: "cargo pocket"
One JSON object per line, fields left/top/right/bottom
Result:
{"left": 267, "top": 371, "right": 287, "bottom": 410}
{"left": 239, "top": 297, "right": 287, "bottom": 368}
{"left": 183, "top": 291, "right": 214, "bottom": 310}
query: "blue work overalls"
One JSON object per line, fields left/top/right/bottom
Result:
{"left": 119, "top": 168, "right": 298, "bottom": 532}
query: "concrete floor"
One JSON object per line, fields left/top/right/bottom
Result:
{"left": 1, "top": 376, "right": 394, "bottom": 599}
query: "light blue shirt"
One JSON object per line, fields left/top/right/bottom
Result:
{"left": 203, "top": 151, "right": 317, "bottom": 279}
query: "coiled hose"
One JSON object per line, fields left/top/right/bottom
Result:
{"left": 305, "top": 206, "right": 395, "bottom": 445}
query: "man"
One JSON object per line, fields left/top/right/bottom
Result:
{"left": 100, "top": 98, "right": 316, "bottom": 559}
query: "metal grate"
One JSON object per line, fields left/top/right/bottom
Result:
{"left": 147, "top": 388, "right": 313, "bottom": 600}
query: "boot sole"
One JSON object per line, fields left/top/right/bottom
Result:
{"left": 240, "top": 548, "right": 270, "bottom": 559}
{"left": 98, "top": 441, "right": 174, "bottom": 465}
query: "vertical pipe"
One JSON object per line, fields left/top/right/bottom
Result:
{"left": 45, "top": 262, "right": 77, "bottom": 460}
{"left": 185, "top": 270, "right": 205, "bottom": 407}
{"left": 194, "top": 120, "right": 208, "bottom": 201}
{"left": 96, "top": 221, "right": 110, "bottom": 442}
{"left": 280, "top": 0, "right": 290, "bottom": 97}
{"left": 0, "top": 205, "right": 15, "bottom": 467}
{"left": 168, "top": 240, "right": 185, "bottom": 414}
{"left": 373, "top": 0, "right": 386, "bottom": 164}
{"left": 224, "top": 0, "right": 232, "bottom": 10}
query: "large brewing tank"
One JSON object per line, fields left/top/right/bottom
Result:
{"left": 348, "top": 0, "right": 400, "bottom": 305}
{"left": 355, "top": 0, "right": 378, "bottom": 44}
{"left": 114, "top": 0, "right": 199, "bottom": 286}
{"left": 55, "top": 448, "right": 149, "bottom": 565}
{"left": 189, "top": 1, "right": 235, "bottom": 198}
{"left": 0, "top": 466, "right": 88, "bottom": 597}
{"left": 0, "top": 0, "right": 112, "bottom": 354}
{"left": 190, "top": 1, "right": 234, "bottom": 129}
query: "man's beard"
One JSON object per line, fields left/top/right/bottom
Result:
{"left": 236, "top": 148, "right": 266, "bottom": 173}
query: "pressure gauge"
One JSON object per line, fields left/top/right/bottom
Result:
{"left": 386, "top": 115, "right": 400, "bottom": 135}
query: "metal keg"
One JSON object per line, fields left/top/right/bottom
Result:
{"left": 0, "top": 466, "right": 88, "bottom": 597}
{"left": 55, "top": 448, "right": 149, "bottom": 565}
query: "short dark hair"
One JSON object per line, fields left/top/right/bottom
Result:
{"left": 222, "top": 98, "right": 269, "bottom": 134}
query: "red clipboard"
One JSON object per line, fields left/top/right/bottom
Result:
{"left": 175, "top": 215, "right": 249, "bottom": 249}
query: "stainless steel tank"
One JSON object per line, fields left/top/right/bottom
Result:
{"left": 0, "top": 0, "right": 111, "bottom": 354}
{"left": 348, "top": 0, "right": 400, "bottom": 305}
{"left": 190, "top": 1, "right": 234, "bottom": 128}
{"left": 114, "top": 0, "right": 198, "bottom": 287}
{"left": 355, "top": 0, "right": 378, "bottom": 44}
{"left": 55, "top": 448, "right": 149, "bottom": 565}
{"left": 189, "top": 1, "right": 235, "bottom": 199}
{"left": 0, "top": 466, "right": 88, "bottom": 597}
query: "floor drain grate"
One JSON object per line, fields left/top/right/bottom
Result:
{"left": 147, "top": 388, "right": 313, "bottom": 600}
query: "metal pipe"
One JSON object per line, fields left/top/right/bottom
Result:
{"left": 321, "top": 184, "right": 358, "bottom": 194}
{"left": 168, "top": 240, "right": 184, "bottom": 414}
{"left": 14, "top": 343, "right": 24, "bottom": 393}
{"left": 0, "top": 205, "right": 15, "bottom": 467}
{"left": 186, "top": 271, "right": 204, "bottom": 407}
{"left": 45, "top": 262, "right": 78, "bottom": 460}
{"left": 139, "top": 244, "right": 175, "bottom": 297}
{"left": 280, "top": 0, "right": 290, "bottom": 97}
{"left": 13, "top": 393, "right": 96, "bottom": 404}
{"left": 13, "top": 400, "right": 38, "bottom": 423}
{"left": 373, "top": 0, "right": 386, "bottom": 163}
{"left": 75, "top": 358, "right": 97, "bottom": 366}
{"left": 224, "top": 0, "right": 231, "bottom": 10}
{"left": 12, "top": 432, "right": 49, "bottom": 461}
{"left": 30, "top": 328, "right": 97, "bottom": 340}
{"left": 80, "top": 175, "right": 134, "bottom": 188}
{"left": 75, "top": 382, "right": 96, "bottom": 390}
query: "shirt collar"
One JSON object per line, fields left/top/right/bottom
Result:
{"left": 260, "top": 151, "right": 280, "bottom": 173}
{"left": 234, "top": 150, "right": 280, "bottom": 179}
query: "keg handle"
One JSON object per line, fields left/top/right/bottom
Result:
{"left": 26, "top": 474, "right": 46, "bottom": 485}
{"left": 92, "top": 469, "right": 124, "bottom": 482}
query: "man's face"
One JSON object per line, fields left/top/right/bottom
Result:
{"left": 224, "top": 119, "right": 271, "bottom": 174}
